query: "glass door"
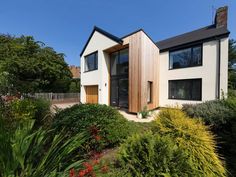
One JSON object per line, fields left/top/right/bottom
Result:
{"left": 110, "top": 48, "right": 129, "bottom": 108}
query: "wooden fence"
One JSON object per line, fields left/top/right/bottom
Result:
{"left": 29, "top": 93, "right": 80, "bottom": 103}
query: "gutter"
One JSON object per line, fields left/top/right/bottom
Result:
{"left": 217, "top": 39, "right": 221, "bottom": 99}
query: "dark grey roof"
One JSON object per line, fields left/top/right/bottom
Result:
{"left": 156, "top": 25, "right": 230, "bottom": 52}
{"left": 80, "top": 26, "right": 123, "bottom": 56}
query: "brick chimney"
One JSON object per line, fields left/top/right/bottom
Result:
{"left": 215, "top": 6, "right": 228, "bottom": 28}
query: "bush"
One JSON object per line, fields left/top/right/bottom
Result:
{"left": 118, "top": 132, "right": 194, "bottom": 177}
{"left": 0, "top": 98, "right": 51, "bottom": 132}
{"left": 117, "top": 109, "right": 226, "bottom": 177}
{"left": 182, "top": 100, "right": 234, "bottom": 127}
{"left": 52, "top": 104, "right": 134, "bottom": 150}
{"left": 182, "top": 98, "right": 236, "bottom": 175}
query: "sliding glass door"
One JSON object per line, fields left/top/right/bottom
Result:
{"left": 110, "top": 48, "right": 128, "bottom": 108}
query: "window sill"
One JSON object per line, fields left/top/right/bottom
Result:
{"left": 168, "top": 98, "right": 202, "bottom": 101}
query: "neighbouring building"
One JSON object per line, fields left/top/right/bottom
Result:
{"left": 69, "top": 65, "right": 81, "bottom": 79}
{"left": 80, "top": 6, "right": 230, "bottom": 113}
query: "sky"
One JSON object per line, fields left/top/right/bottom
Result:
{"left": 0, "top": 0, "right": 235, "bottom": 66}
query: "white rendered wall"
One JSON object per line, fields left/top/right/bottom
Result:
{"left": 80, "top": 31, "right": 118, "bottom": 104}
{"left": 159, "top": 38, "right": 228, "bottom": 107}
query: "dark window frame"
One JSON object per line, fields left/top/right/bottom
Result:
{"left": 169, "top": 44, "right": 203, "bottom": 70}
{"left": 147, "top": 81, "right": 153, "bottom": 104}
{"left": 168, "top": 78, "right": 202, "bottom": 101}
{"left": 84, "top": 51, "right": 98, "bottom": 72}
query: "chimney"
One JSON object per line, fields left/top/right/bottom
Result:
{"left": 215, "top": 6, "right": 228, "bottom": 28}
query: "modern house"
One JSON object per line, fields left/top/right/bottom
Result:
{"left": 80, "top": 6, "right": 230, "bottom": 113}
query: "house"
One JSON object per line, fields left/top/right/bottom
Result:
{"left": 69, "top": 65, "right": 81, "bottom": 79}
{"left": 80, "top": 6, "right": 230, "bottom": 113}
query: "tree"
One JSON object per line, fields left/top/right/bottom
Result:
{"left": 0, "top": 35, "right": 72, "bottom": 94}
{"left": 229, "top": 39, "right": 236, "bottom": 89}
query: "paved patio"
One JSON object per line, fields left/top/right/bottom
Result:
{"left": 51, "top": 102, "right": 159, "bottom": 122}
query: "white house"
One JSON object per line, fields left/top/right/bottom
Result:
{"left": 80, "top": 6, "right": 230, "bottom": 113}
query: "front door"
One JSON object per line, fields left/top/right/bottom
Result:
{"left": 110, "top": 78, "right": 128, "bottom": 108}
{"left": 85, "top": 85, "right": 98, "bottom": 104}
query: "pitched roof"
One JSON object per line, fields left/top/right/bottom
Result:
{"left": 80, "top": 26, "right": 123, "bottom": 56}
{"left": 156, "top": 25, "right": 230, "bottom": 52}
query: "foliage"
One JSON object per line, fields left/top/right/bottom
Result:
{"left": 0, "top": 98, "right": 51, "bottom": 132}
{"left": 182, "top": 99, "right": 234, "bottom": 128}
{"left": 52, "top": 104, "right": 133, "bottom": 150}
{"left": 118, "top": 109, "right": 226, "bottom": 177}
{"left": 229, "top": 39, "right": 236, "bottom": 89}
{"left": 139, "top": 105, "right": 149, "bottom": 118}
{"left": 0, "top": 117, "right": 86, "bottom": 177}
{"left": 118, "top": 132, "right": 193, "bottom": 177}
{"left": 182, "top": 98, "right": 236, "bottom": 175}
{"left": 0, "top": 34, "right": 72, "bottom": 94}
{"left": 69, "top": 78, "right": 80, "bottom": 93}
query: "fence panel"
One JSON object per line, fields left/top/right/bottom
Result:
{"left": 31, "top": 93, "right": 80, "bottom": 103}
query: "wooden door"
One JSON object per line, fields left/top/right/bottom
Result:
{"left": 85, "top": 85, "right": 98, "bottom": 104}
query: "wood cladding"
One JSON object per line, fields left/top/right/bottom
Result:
{"left": 85, "top": 85, "right": 98, "bottom": 104}
{"left": 123, "top": 31, "right": 159, "bottom": 113}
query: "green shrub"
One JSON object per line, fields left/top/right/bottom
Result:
{"left": 154, "top": 108, "right": 226, "bottom": 177}
{"left": 0, "top": 98, "right": 51, "bottom": 132}
{"left": 52, "top": 104, "right": 133, "bottom": 149}
{"left": 32, "top": 98, "right": 52, "bottom": 128}
{"left": 117, "top": 109, "right": 226, "bottom": 177}
{"left": 118, "top": 132, "right": 194, "bottom": 177}
{"left": 182, "top": 100, "right": 234, "bottom": 127}
{"left": 182, "top": 98, "right": 236, "bottom": 175}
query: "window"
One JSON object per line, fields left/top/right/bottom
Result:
{"left": 147, "top": 81, "right": 152, "bottom": 103}
{"left": 169, "top": 45, "right": 202, "bottom": 69}
{"left": 84, "top": 51, "right": 98, "bottom": 72}
{"left": 169, "top": 79, "right": 202, "bottom": 101}
{"left": 110, "top": 48, "right": 128, "bottom": 76}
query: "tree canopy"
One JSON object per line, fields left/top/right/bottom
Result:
{"left": 229, "top": 39, "right": 236, "bottom": 89}
{"left": 0, "top": 35, "right": 72, "bottom": 94}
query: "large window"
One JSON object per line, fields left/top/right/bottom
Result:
{"left": 169, "top": 79, "right": 202, "bottom": 101}
{"left": 110, "top": 48, "right": 128, "bottom": 76}
{"left": 169, "top": 45, "right": 202, "bottom": 69}
{"left": 84, "top": 51, "right": 98, "bottom": 72}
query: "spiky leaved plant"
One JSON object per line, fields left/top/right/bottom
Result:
{"left": 154, "top": 108, "right": 226, "bottom": 177}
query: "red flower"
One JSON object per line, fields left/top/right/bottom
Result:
{"left": 94, "top": 135, "right": 101, "bottom": 141}
{"left": 78, "top": 170, "right": 86, "bottom": 177}
{"left": 69, "top": 168, "right": 75, "bottom": 177}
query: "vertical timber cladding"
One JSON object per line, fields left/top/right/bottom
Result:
{"left": 123, "top": 31, "right": 159, "bottom": 113}
{"left": 85, "top": 85, "right": 99, "bottom": 104}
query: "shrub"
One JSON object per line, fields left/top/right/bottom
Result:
{"left": 182, "top": 98, "right": 236, "bottom": 175}
{"left": 52, "top": 104, "right": 133, "bottom": 149}
{"left": 117, "top": 109, "right": 226, "bottom": 177}
{"left": 0, "top": 98, "right": 51, "bottom": 132}
{"left": 118, "top": 132, "right": 193, "bottom": 177}
{"left": 154, "top": 108, "right": 226, "bottom": 177}
{"left": 182, "top": 100, "right": 234, "bottom": 127}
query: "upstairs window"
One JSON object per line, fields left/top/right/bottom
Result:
{"left": 84, "top": 51, "right": 98, "bottom": 72}
{"left": 169, "top": 45, "right": 202, "bottom": 69}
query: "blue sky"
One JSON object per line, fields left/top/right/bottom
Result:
{"left": 0, "top": 0, "right": 235, "bottom": 66}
